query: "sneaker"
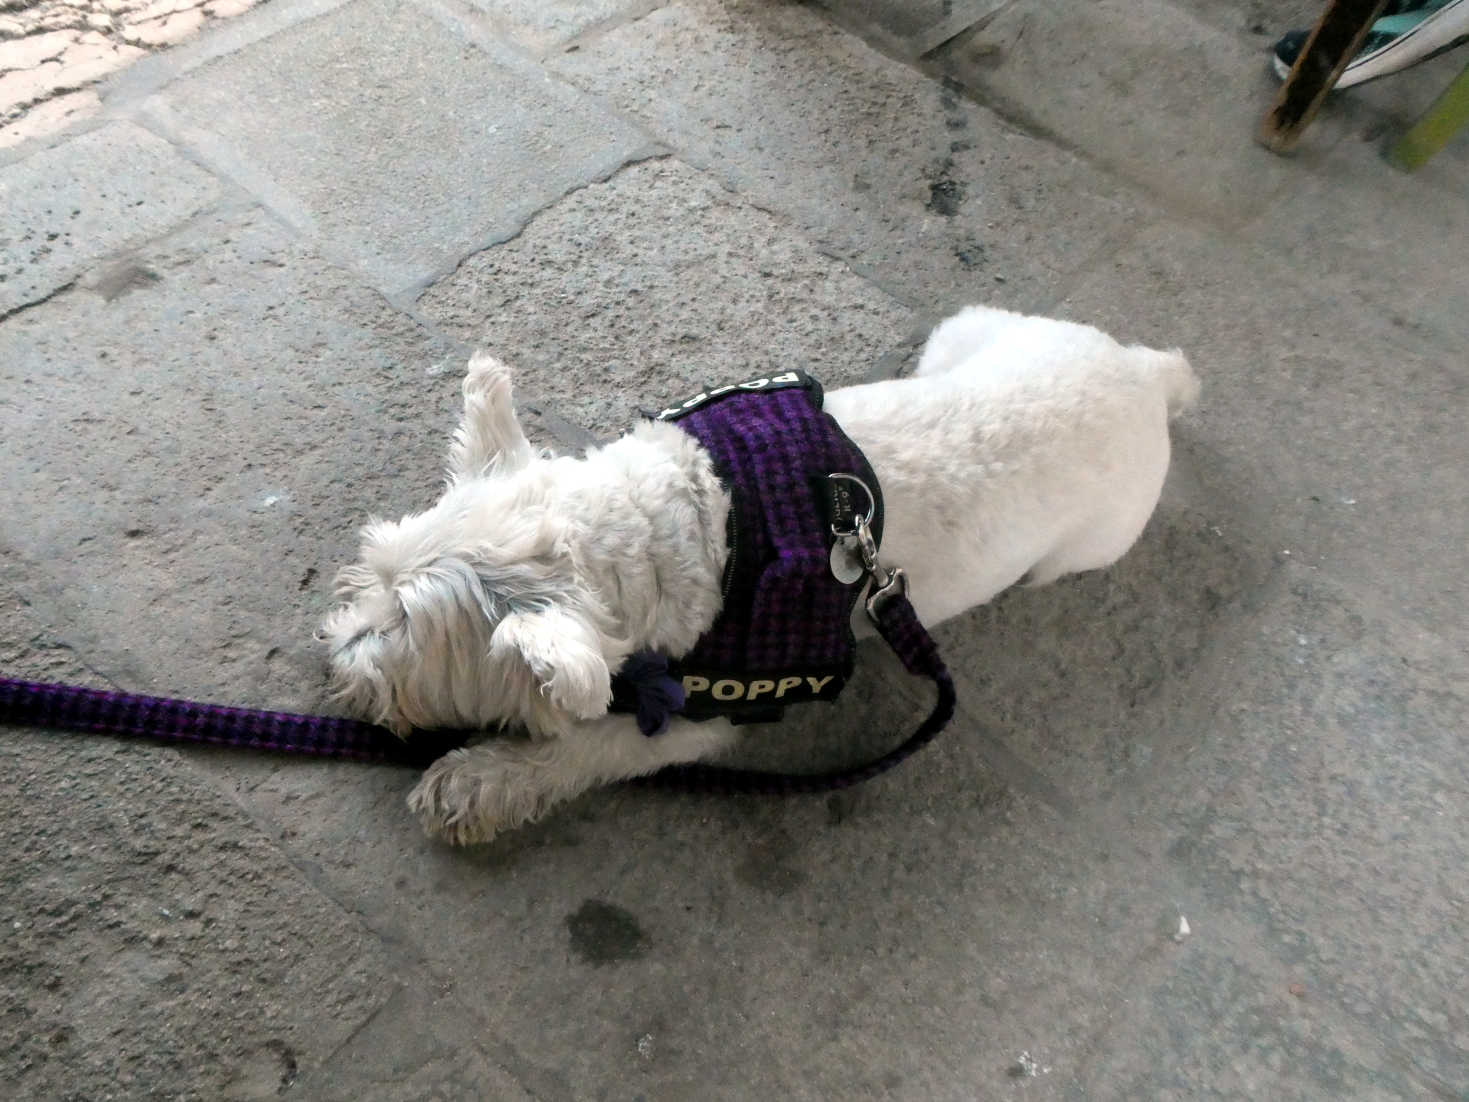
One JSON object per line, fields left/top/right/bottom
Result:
{"left": 1272, "top": 0, "right": 1469, "bottom": 88}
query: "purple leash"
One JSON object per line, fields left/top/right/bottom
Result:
{"left": 1, "top": 596, "right": 951, "bottom": 792}
{"left": 0, "top": 676, "right": 464, "bottom": 769}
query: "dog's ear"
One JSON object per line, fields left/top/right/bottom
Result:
{"left": 489, "top": 608, "right": 612, "bottom": 720}
{"left": 448, "top": 352, "right": 534, "bottom": 482}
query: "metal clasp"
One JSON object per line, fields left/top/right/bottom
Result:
{"left": 827, "top": 477, "right": 908, "bottom": 624}
{"left": 864, "top": 562, "right": 908, "bottom": 622}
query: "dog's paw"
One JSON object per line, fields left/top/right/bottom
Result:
{"left": 407, "top": 749, "right": 502, "bottom": 845}
{"left": 406, "top": 745, "right": 554, "bottom": 846}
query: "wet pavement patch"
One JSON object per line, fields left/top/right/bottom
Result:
{"left": 565, "top": 899, "right": 649, "bottom": 965}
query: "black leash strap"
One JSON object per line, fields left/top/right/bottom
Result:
{"left": 1, "top": 597, "right": 952, "bottom": 794}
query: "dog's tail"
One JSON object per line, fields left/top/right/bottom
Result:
{"left": 1141, "top": 347, "right": 1200, "bottom": 419}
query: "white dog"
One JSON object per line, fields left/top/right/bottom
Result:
{"left": 321, "top": 305, "right": 1198, "bottom": 844}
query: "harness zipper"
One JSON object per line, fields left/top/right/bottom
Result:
{"left": 720, "top": 504, "right": 738, "bottom": 602}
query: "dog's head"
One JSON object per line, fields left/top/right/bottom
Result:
{"left": 319, "top": 354, "right": 625, "bottom": 736}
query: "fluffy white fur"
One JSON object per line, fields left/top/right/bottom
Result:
{"left": 321, "top": 305, "right": 1198, "bottom": 844}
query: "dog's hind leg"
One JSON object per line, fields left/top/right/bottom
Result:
{"left": 407, "top": 715, "right": 738, "bottom": 845}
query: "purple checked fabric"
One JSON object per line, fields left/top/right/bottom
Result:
{"left": 0, "top": 676, "right": 462, "bottom": 768}
{"left": 674, "top": 382, "right": 873, "bottom": 673}
{"left": 611, "top": 372, "right": 893, "bottom": 730}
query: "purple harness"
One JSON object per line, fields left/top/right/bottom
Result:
{"left": 611, "top": 371, "right": 883, "bottom": 733}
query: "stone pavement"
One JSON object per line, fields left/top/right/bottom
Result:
{"left": 1, "top": 0, "right": 1466, "bottom": 1097}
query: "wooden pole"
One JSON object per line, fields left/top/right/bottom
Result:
{"left": 1257, "top": 0, "right": 1390, "bottom": 153}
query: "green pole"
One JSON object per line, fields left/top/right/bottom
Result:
{"left": 1388, "top": 61, "right": 1469, "bottom": 171}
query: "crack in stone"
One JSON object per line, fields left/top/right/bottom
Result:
{"left": 0, "top": 272, "right": 78, "bottom": 323}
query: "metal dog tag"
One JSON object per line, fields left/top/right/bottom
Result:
{"left": 829, "top": 538, "right": 865, "bottom": 585}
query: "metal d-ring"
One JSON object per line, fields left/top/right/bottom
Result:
{"left": 826, "top": 471, "right": 901, "bottom": 613}
{"left": 826, "top": 472, "right": 876, "bottom": 539}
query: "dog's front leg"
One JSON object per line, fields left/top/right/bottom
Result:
{"left": 407, "top": 715, "right": 738, "bottom": 845}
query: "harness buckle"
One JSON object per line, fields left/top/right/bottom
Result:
{"left": 844, "top": 512, "right": 907, "bottom": 623}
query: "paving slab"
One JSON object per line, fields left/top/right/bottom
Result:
{"left": 1076, "top": 932, "right": 1433, "bottom": 1100}
{"left": 929, "top": 0, "right": 1351, "bottom": 223}
{"left": 0, "top": 28, "right": 143, "bottom": 134}
{"left": 551, "top": 0, "right": 1146, "bottom": 313}
{"left": 1332, "top": 39, "right": 1469, "bottom": 147}
{"left": 1132, "top": 570, "right": 1469, "bottom": 1092}
{"left": 918, "top": 217, "right": 1468, "bottom": 800}
{"left": 1208, "top": 0, "right": 1469, "bottom": 321}
{"left": 926, "top": 561, "right": 1467, "bottom": 1094}
{"left": 151, "top": 0, "right": 655, "bottom": 296}
{"left": 0, "top": 86, "right": 99, "bottom": 149}
{"left": 0, "top": 576, "right": 400, "bottom": 1102}
{"left": 0, "top": 204, "right": 461, "bottom": 705}
{"left": 98, "top": 0, "right": 357, "bottom": 106}
{"left": 0, "top": 120, "right": 219, "bottom": 315}
{"left": 418, "top": 156, "right": 915, "bottom": 438}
